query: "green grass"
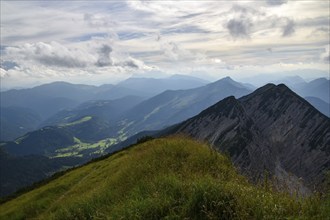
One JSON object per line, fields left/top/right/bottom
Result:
{"left": 14, "top": 134, "right": 29, "bottom": 144}
{"left": 0, "top": 137, "right": 328, "bottom": 219}
{"left": 52, "top": 138, "right": 118, "bottom": 158}
{"left": 60, "top": 116, "right": 92, "bottom": 127}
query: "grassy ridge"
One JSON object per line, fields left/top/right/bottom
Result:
{"left": 0, "top": 137, "right": 328, "bottom": 219}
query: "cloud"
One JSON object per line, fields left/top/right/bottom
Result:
{"left": 320, "top": 45, "right": 330, "bottom": 63}
{"left": 96, "top": 44, "right": 113, "bottom": 67}
{"left": 223, "top": 5, "right": 265, "bottom": 39}
{"left": 224, "top": 5, "right": 297, "bottom": 39}
{"left": 84, "top": 13, "right": 116, "bottom": 28}
{"left": 0, "top": 68, "right": 8, "bottom": 78}
{"left": 122, "top": 57, "right": 154, "bottom": 70}
{"left": 2, "top": 39, "right": 155, "bottom": 82}
{"left": 1, "top": 1, "right": 329, "bottom": 89}
{"left": 282, "top": 18, "right": 295, "bottom": 37}
{"left": 226, "top": 18, "right": 252, "bottom": 39}
{"left": 6, "top": 41, "right": 93, "bottom": 68}
{"left": 266, "top": 0, "right": 288, "bottom": 6}
{"left": 162, "top": 41, "right": 181, "bottom": 60}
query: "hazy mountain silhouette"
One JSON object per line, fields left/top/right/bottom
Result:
{"left": 292, "top": 78, "right": 329, "bottom": 103}
{"left": 305, "top": 96, "right": 329, "bottom": 117}
{"left": 0, "top": 106, "right": 42, "bottom": 141}
{"left": 0, "top": 82, "right": 92, "bottom": 119}
{"left": 120, "top": 77, "right": 251, "bottom": 136}
{"left": 0, "top": 75, "right": 209, "bottom": 120}
{"left": 42, "top": 96, "right": 144, "bottom": 126}
{"left": 116, "top": 74, "right": 208, "bottom": 96}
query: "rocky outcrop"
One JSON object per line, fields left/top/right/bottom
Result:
{"left": 168, "top": 84, "right": 330, "bottom": 193}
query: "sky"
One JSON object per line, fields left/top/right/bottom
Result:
{"left": 0, "top": 0, "right": 329, "bottom": 89}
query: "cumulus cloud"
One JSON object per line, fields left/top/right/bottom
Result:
{"left": 223, "top": 5, "right": 263, "bottom": 39}
{"left": 227, "top": 18, "right": 252, "bottom": 39}
{"left": 2, "top": 39, "right": 155, "bottom": 81}
{"left": 5, "top": 42, "right": 93, "bottom": 68}
{"left": 224, "top": 5, "right": 297, "bottom": 39}
{"left": 122, "top": 57, "right": 153, "bottom": 70}
{"left": 94, "top": 43, "right": 153, "bottom": 70}
{"left": 96, "top": 44, "right": 113, "bottom": 67}
{"left": 1, "top": 1, "right": 329, "bottom": 88}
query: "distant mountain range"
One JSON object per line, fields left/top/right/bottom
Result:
{"left": 292, "top": 77, "right": 329, "bottom": 103}
{"left": 305, "top": 96, "right": 329, "bottom": 117}
{"left": 242, "top": 74, "right": 330, "bottom": 104}
{"left": 0, "top": 75, "right": 329, "bottom": 197}
{"left": 0, "top": 74, "right": 207, "bottom": 119}
{"left": 41, "top": 96, "right": 145, "bottom": 127}
{"left": 0, "top": 75, "right": 208, "bottom": 141}
{"left": 1, "top": 76, "right": 328, "bottom": 142}
{"left": 116, "top": 74, "right": 209, "bottom": 97}
{"left": 0, "top": 106, "right": 42, "bottom": 141}
{"left": 1, "top": 77, "right": 250, "bottom": 155}
{"left": 119, "top": 77, "right": 252, "bottom": 136}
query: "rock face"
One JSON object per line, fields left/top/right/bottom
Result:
{"left": 168, "top": 84, "right": 330, "bottom": 192}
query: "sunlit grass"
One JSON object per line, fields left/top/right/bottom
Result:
{"left": 52, "top": 138, "right": 118, "bottom": 158}
{"left": 59, "top": 116, "right": 92, "bottom": 127}
{"left": 0, "top": 137, "right": 328, "bottom": 219}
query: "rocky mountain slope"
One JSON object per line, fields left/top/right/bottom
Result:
{"left": 166, "top": 84, "right": 330, "bottom": 192}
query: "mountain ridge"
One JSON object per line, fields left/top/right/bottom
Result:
{"left": 1, "top": 137, "right": 328, "bottom": 219}
{"left": 120, "top": 77, "right": 252, "bottom": 136}
{"left": 162, "top": 83, "right": 330, "bottom": 192}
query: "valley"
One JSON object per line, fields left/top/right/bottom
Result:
{"left": 0, "top": 75, "right": 329, "bottom": 199}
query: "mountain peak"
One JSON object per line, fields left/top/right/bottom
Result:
{"left": 220, "top": 76, "right": 235, "bottom": 82}
{"left": 224, "top": 76, "right": 233, "bottom": 80}
{"left": 240, "top": 83, "right": 313, "bottom": 119}
{"left": 209, "top": 76, "right": 244, "bottom": 89}
{"left": 167, "top": 83, "right": 330, "bottom": 192}
{"left": 240, "top": 83, "right": 295, "bottom": 101}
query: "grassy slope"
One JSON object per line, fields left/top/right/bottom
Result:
{"left": 0, "top": 137, "right": 328, "bottom": 220}
{"left": 59, "top": 116, "right": 92, "bottom": 127}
